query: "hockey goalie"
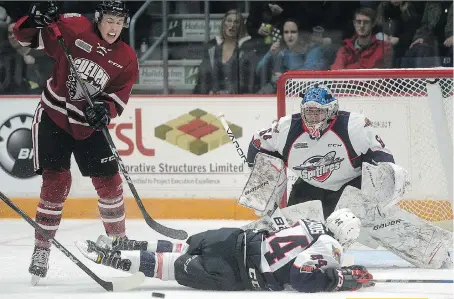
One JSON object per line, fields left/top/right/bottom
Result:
{"left": 242, "top": 84, "right": 452, "bottom": 269}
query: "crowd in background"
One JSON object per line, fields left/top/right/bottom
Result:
{"left": 0, "top": 1, "right": 452, "bottom": 95}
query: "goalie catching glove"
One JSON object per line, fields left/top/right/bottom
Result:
{"left": 326, "top": 265, "right": 374, "bottom": 291}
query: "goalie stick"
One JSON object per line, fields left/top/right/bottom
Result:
{"left": 0, "top": 191, "right": 145, "bottom": 291}
{"left": 372, "top": 279, "right": 453, "bottom": 284}
{"left": 47, "top": 20, "right": 187, "bottom": 240}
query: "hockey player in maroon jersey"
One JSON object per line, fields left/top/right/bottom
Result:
{"left": 13, "top": 1, "right": 139, "bottom": 285}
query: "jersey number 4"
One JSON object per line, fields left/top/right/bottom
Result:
{"left": 264, "top": 235, "right": 309, "bottom": 265}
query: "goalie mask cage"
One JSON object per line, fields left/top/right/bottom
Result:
{"left": 276, "top": 69, "right": 453, "bottom": 228}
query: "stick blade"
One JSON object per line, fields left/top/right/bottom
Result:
{"left": 112, "top": 272, "right": 146, "bottom": 292}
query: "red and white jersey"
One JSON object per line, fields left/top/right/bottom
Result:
{"left": 260, "top": 219, "right": 343, "bottom": 272}
{"left": 13, "top": 13, "right": 139, "bottom": 140}
{"left": 259, "top": 219, "right": 344, "bottom": 292}
{"left": 248, "top": 111, "right": 394, "bottom": 191}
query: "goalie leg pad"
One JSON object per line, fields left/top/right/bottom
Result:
{"left": 241, "top": 201, "right": 324, "bottom": 232}
{"left": 337, "top": 186, "right": 452, "bottom": 269}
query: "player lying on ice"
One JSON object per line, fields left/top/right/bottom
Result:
{"left": 244, "top": 84, "right": 452, "bottom": 269}
{"left": 76, "top": 208, "right": 375, "bottom": 292}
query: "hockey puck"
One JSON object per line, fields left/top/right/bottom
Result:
{"left": 152, "top": 292, "right": 165, "bottom": 298}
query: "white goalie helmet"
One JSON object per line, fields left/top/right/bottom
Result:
{"left": 325, "top": 208, "right": 361, "bottom": 249}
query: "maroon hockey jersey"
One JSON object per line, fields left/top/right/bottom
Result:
{"left": 13, "top": 13, "right": 139, "bottom": 140}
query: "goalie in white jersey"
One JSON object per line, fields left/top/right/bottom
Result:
{"left": 247, "top": 84, "right": 395, "bottom": 217}
{"left": 244, "top": 85, "right": 452, "bottom": 269}
{"left": 76, "top": 209, "right": 375, "bottom": 292}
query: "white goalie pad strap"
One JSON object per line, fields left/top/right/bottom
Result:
{"left": 361, "top": 162, "right": 410, "bottom": 211}
{"left": 242, "top": 201, "right": 324, "bottom": 232}
{"left": 337, "top": 186, "right": 452, "bottom": 269}
{"left": 239, "top": 152, "right": 286, "bottom": 215}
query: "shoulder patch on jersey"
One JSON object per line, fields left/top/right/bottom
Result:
{"left": 332, "top": 245, "right": 341, "bottom": 263}
{"left": 63, "top": 13, "right": 81, "bottom": 18}
{"left": 75, "top": 39, "right": 92, "bottom": 53}
{"left": 252, "top": 138, "right": 261, "bottom": 149}
{"left": 364, "top": 117, "right": 372, "bottom": 127}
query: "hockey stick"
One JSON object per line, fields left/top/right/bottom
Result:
{"left": 47, "top": 22, "right": 187, "bottom": 240}
{"left": 372, "top": 279, "right": 453, "bottom": 284}
{"left": 0, "top": 191, "right": 145, "bottom": 291}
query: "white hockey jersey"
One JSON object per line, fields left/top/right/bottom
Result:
{"left": 258, "top": 219, "right": 344, "bottom": 292}
{"left": 247, "top": 111, "right": 394, "bottom": 191}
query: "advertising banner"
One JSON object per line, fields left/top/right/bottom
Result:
{"left": 138, "top": 62, "right": 199, "bottom": 90}
{"left": 0, "top": 98, "right": 43, "bottom": 196}
{"left": 72, "top": 97, "right": 276, "bottom": 199}
{"left": 168, "top": 19, "right": 222, "bottom": 41}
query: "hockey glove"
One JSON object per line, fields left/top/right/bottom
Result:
{"left": 28, "top": 2, "right": 60, "bottom": 28}
{"left": 326, "top": 265, "right": 374, "bottom": 292}
{"left": 85, "top": 100, "right": 111, "bottom": 130}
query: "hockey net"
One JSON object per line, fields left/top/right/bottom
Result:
{"left": 276, "top": 69, "right": 453, "bottom": 229}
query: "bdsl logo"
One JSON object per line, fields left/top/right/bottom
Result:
{"left": 0, "top": 115, "right": 36, "bottom": 178}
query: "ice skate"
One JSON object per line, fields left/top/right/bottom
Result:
{"left": 29, "top": 246, "right": 50, "bottom": 286}
{"left": 96, "top": 235, "right": 148, "bottom": 251}
{"left": 75, "top": 240, "right": 131, "bottom": 271}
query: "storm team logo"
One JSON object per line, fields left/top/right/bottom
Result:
{"left": 0, "top": 115, "right": 36, "bottom": 178}
{"left": 293, "top": 151, "right": 344, "bottom": 182}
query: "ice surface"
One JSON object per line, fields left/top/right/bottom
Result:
{"left": 0, "top": 219, "right": 453, "bottom": 299}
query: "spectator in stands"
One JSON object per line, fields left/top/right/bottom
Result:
{"left": 193, "top": 10, "right": 258, "bottom": 94}
{"left": 256, "top": 19, "right": 327, "bottom": 93}
{"left": 442, "top": 3, "right": 453, "bottom": 67}
{"left": 375, "top": 1, "right": 425, "bottom": 68}
{"left": 0, "top": 5, "right": 10, "bottom": 38}
{"left": 0, "top": 22, "right": 43, "bottom": 94}
{"left": 246, "top": 2, "right": 286, "bottom": 57}
{"left": 400, "top": 2, "right": 444, "bottom": 68}
{"left": 331, "top": 7, "right": 392, "bottom": 70}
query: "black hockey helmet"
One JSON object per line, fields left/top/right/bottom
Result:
{"left": 94, "top": 0, "right": 130, "bottom": 28}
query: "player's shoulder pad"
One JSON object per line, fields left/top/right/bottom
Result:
{"left": 117, "top": 42, "right": 139, "bottom": 64}
{"left": 58, "top": 13, "right": 92, "bottom": 32}
{"left": 347, "top": 112, "right": 371, "bottom": 134}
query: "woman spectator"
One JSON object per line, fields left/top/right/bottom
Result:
{"left": 193, "top": 10, "right": 258, "bottom": 94}
{"left": 256, "top": 19, "right": 327, "bottom": 93}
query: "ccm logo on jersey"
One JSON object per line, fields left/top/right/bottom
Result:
{"left": 293, "top": 151, "right": 344, "bottom": 182}
{"left": 108, "top": 60, "right": 123, "bottom": 68}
